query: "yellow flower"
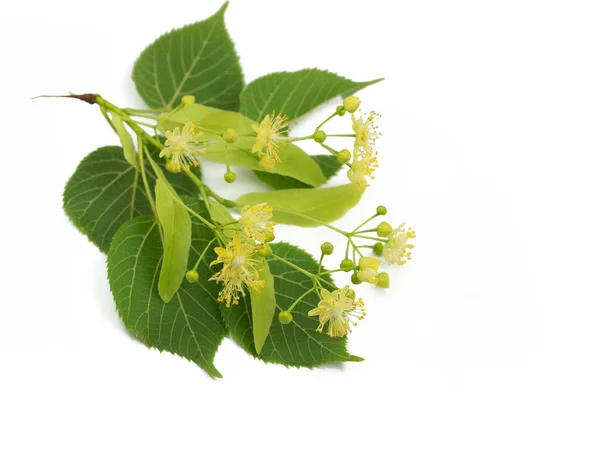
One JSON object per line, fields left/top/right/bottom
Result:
{"left": 308, "top": 286, "right": 366, "bottom": 338}
{"left": 251, "top": 113, "right": 288, "bottom": 167}
{"left": 240, "top": 203, "right": 275, "bottom": 242}
{"left": 383, "top": 224, "right": 416, "bottom": 265}
{"left": 160, "top": 122, "right": 207, "bottom": 172}
{"left": 352, "top": 111, "right": 381, "bottom": 152}
{"left": 209, "top": 233, "right": 264, "bottom": 307}
{"left": 357, "top": 256, "right": 381, "bottom": 284}
{"left": 347, "top": 150, "right": 378, "bottom": 190}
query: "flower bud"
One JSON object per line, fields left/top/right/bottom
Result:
{"left": 347, "top": 289, "right": 356, "bottom": 300}
{"left": 222, "top": 128, "right": 238, "bottom": 144}
{"left": 181, "top": 95, "right": 195, "bottom": 105}
{"left": 373, "top": 242, "right": 384, "bottom": 255}
{"left": 320, "top": 242, "right": 334, "bottom": 255}
{"left": 278, "top": 310, "right": 293, "bottom": 324}
{"left": 165, "top": 159, "right": 180, "bottom": 174}
{"left": 257, "top": 244, "right": 272, "bottom": 257}
{"left": 377, "top": 221, "right": 393, "bottom": 237}
{"left": 343, "top": 96, "right": 361, "bottom": 114}
{"left": 336, "top": 105, "right": 347, "bottom": 116}
{"left": 340, "top": 258, "right": 354, "bottom": 271}
{"left": 337, "top": 149, "right": 351, "bottom": 164}
{"left": 185, "top": 270, "right": 199, "bottom": 283}
{"left": 224, "top": 171, "right": 237, "bottom": 183}
{"left": 351, "top": 272, "right": 363, "bottom": 285}
{"left": 376, "top": 205, "right": 387, "bottom": 216}
{"left": 264, "top": 231, "right": 275, "bottom": 243}
{"left": 377, "top": 272, "right": 390, "bottom": 288}
{"left": 313, "top": 130, "right": 327, "bottom": 143}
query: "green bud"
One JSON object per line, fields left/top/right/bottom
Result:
{"left": 278, "top": 310, "right": 293, "bottom": 324}
{"left": 376, "top": 205, "right": 387, "bottom": 216}
{"left": 347, "top": 289, "right": 356, "bottom": 300}
{"left": 377, "top": 272, "right": 390, "bottom": 289}
{"left": 185, "top": 270, "right": 199, "bottom": 283}
{"left": 343, "top": 96, "right": 361, "bottom": 114}
{"left": 336, "top": 105, "right": 347, "bottom": 116}
{"left": 313, "top": 130, "right": 327, "bottom": 143}
{"left": 257, "top": 244, "right": 272, "bottom": 257}
{"left": 222, "top": 128, "right": 238, "bottom": 144}
{"left": 264, "top": 231, "right": 275, "bottom": 243}
{"left": 340, "top": 258, "right": 354, "bottom": 271}
{"left": 224, "top": 171, "right": 237, "bottom": 183}
{"left": 320, "top": 242, "right": 334, "bottom": 255}
{"left": 181, "top": 95, "right": 195, "bottom": 105}
{"left": 337, "top": 149, "right": 351, "bottom": 164}
{"left": 377, "top": 221, "right": 393, "bottom": 237}
{"left": 351, "top": 272, "right": 363, "bottom": 285}
{"left": 373, "top": 242, "right": 384, "bottom": 255}
{"left": 165, "top": 159, "right": 179, "bottom": 174}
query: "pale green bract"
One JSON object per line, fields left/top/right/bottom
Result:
{"left": 109, "top": 114, "right": 138, "bottom": 170}
{"left": 236, "top": 184, "right": 364, "bottom": 226}
{"left": 155, "top": 179, "right": 192, "bottom": 304}
{"left": 158, "top": 103, "right": 327, "bottom": 187}
{"left": 250, "top": 261, "right": 276, "bottom": 354}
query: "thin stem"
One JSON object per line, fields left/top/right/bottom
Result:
{"left": 192, "top": 237, "right": 217, "bottom": 271}
{"left": 327, "top": 133, "right": 356, "bottom": 138}
{"left": 352, "top": 213, "right": 379, "bottom": 233}
{"left": 317, "top": 254, "right": 325, "bottom": 275}
{"left": 354, "top": 228, "right": 377, "bottom": 234}
{"left": 289, "top": 135, "right": 313, "bottom": 143}
{"left": 355, "top": 235, "right": 387, "bottom": 242}
{"left": 270, "top": 254, "right": 314, "bottom": 279}
{"left": 286, "top": 287, "right": 315, "bottom": 313}
{"left": 128, "top": 112, "right": 160, "bottom": 121}
{"left": 271, "top": 208, "right": 348, "bottom": 236}
{"left": 124, "top": 107, "right": 170, "bottom": 114}
{"left": 137, "top": 134, "right": 157, "bottom": 218}
{"left": 316, "top": 111, "right": 338, "bottom": 130}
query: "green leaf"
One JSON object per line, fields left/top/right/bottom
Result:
{"left": 239, "top": 69, "right": 382, "bottom": 124}
{"left": 202, "top": 139, "right": 326, "bottom": 187}
{"left": 110, "top": 115, "right": 139, "bottom": 170}
{"left": 250, "top": 260, "right": 276, "bottom": 354}
{"left": 236, "top": 184, "right": 363, "bottom": 226}
{"left": 132, "top": 2, "right": 243, "bottom": 111}
{"left": 63, "top": 145, "right": 199, "bottom": 253}
{"left": 220, "top": 243, "right": 362, "bottom": 367}
{"left": 107, "top": 198, "right": 226, "bottom": 377}
{"left": 253, "top": 154, "right": 343, "bottom": 190}
{"left": 155, "top": 179, "right": 192, "bottom": 303}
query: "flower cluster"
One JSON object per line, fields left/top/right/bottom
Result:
{"left": 347, "top": 110, "right": 381, "bottom": 190}
{"left": 251, "top": 113, "right": 289, "bottom": 167}
{"left": 208, "top": 203, "right": 275, "bottom": 307}
{"left": 160, "top": 122, "right": 207, "bottom": 173}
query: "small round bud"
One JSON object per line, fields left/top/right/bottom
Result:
{"left": 313, "top": 130, "right": 327, "bottom": 143}
{"left": 264, "top": 231, "right": 275, "bottom": 243}
{"left": 347, "top": 289, "right": 356, "bottom": 300}
{"left": 336, "top": 105, "right": 347, "bottom": 116}
{"left": 343, "top": 96, "right": 361, "bottom": 114}
{"left": 337, "top": 149, "right": 351, "bottom": 164}
{"left": 224, "top": 171, "right": 237, "bottom": 183}
{"left": 377, "top": 272, "right": 390, "bottom": 289}
{"left": 376, "top": 205, "right": 388, "bottom": 216}
{"left": 278, "top": 310, "right": 293, "bottom": 324}
{"left": 377, "top": 221, "right": 393, "bottom": 237}
{"left": 165, "top": 159, "right": 179, "bottom": 174}
{"left": 340, "top": 258, "right": 354, "bottom": 271}
{"left": 185, "top": 270, "right": 199, "bottom": 283}
{"left": 181, "top": 95, "right": 195, "bottom": 105}
{"left": 373, "top": 242, "right": 384, "bottom": 255}
{"left": 351, "top": 272, "right": 363, "bottom": 285}
{"left": 222, "top": 128, "right": 238, "bottom": 144}
{"left": 257, "top": 244, "right": 272, "bottom": 257}
{"left": 320, "top": 242, "right": 334, "bottom": 255}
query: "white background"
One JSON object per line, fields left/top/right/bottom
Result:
{"left": 1, "top": 0, "right": 599, "bottom": 448}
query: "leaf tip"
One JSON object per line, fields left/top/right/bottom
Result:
{"left": 347, "top": 354, "right": 365, "bottom": 362}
